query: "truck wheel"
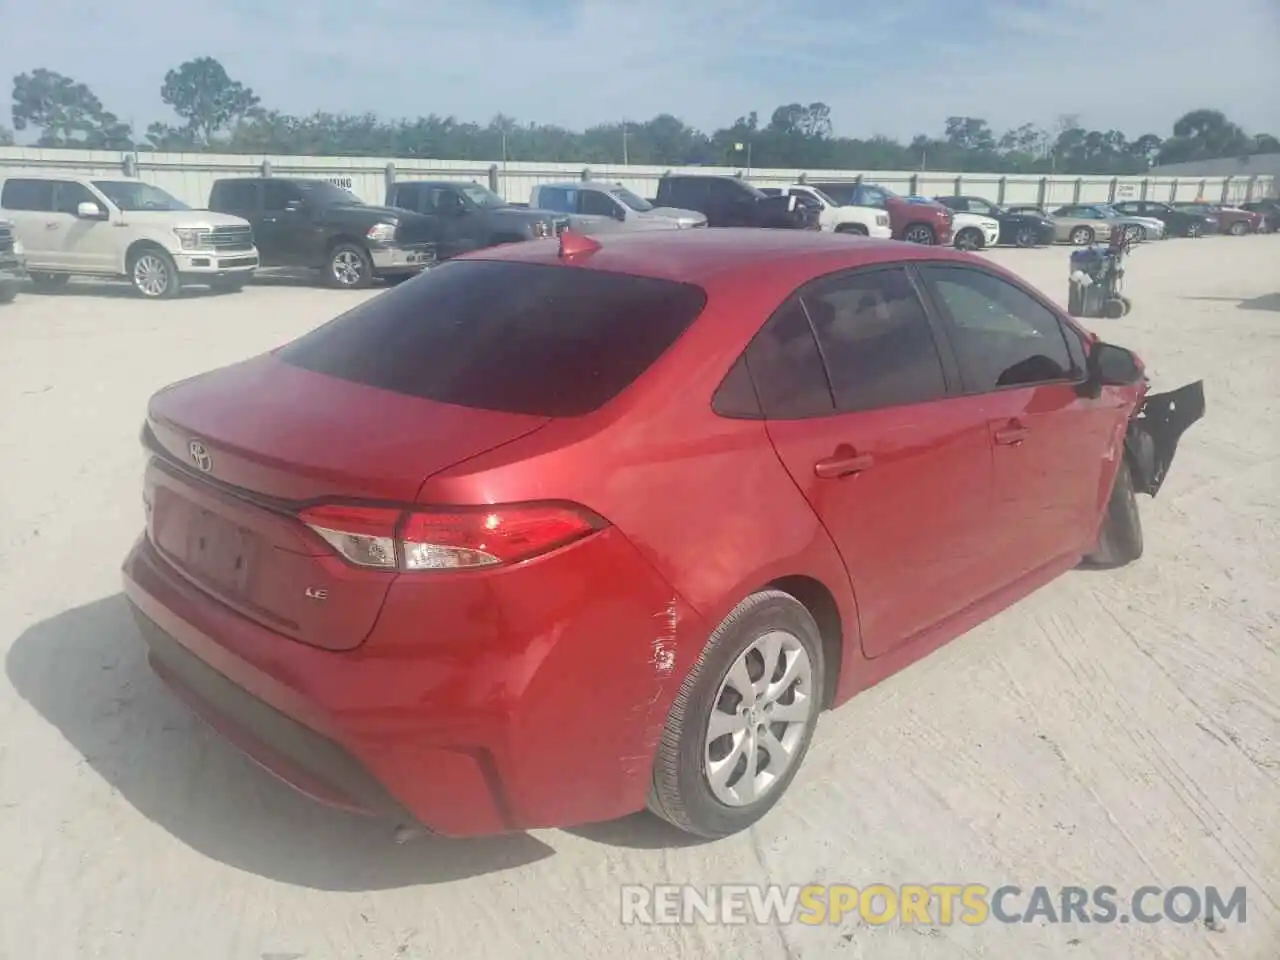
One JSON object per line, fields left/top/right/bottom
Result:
{"left": 648, "top": 590, "right": 825, "bottom": 839}
{"left": 954, "top": 227, "right": 984, "bottom": 251}
{"left": 1084, "top": 457, "right": 1143, "bottom": 568}
{"left": 834, "top": 224, "right": 868, "bottom": 236}
{"left": 902, "top": 223, "right": 936, "bottom": 245}
{"left": 129, "top": 247, "right": 181, "bottom": 299}
{"left": 29, "top": 272, "right": 70, "bottom": 292}
{"left": 1070, "top": 226, "right": 1095, "bottom": 246}
{"left": 326, "top": 242, "right": 373, "bottom": 289}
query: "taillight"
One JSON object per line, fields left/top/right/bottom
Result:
{"left": 298, "top": 502, "right": 604, "bottom": 571}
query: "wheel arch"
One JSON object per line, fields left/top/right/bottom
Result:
{"left": 325, "top": 232, "right": 368, "bottom": 254}
{"left": 123, "top": 238, "right": 172, "bottom": 275}
{"left": 764, "top": 574, "right": 845, "bottom": 709}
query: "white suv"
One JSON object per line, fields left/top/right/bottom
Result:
{"left": 0, "top": 175, "right": 259, "bottom": 298}
{"left": 760, "top": 184, "right": 893, "bottom": 238}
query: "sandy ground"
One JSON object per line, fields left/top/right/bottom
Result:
{"left": 0, "top": 240, "right": 1277, "bottom": 960}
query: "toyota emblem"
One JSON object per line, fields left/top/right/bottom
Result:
{"left": 188, "top": 439, "right": 213, "bottom": 473}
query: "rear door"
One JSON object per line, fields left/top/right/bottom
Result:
{"left": 0, "top": 178, "right": 61, "bottom": 267}
{"left": 754, "top": 265, "right": 999, "bottom": 659}
{"left": 917, "top": 264, "right": 1121, "bottom": 579}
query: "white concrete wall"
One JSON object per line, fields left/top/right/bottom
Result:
{"left": 1, "top": 147, "right": 1272, "bottom": 209}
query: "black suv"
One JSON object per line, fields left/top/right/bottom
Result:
{"left": 385, "top": 180, "right": 570, "bottom": 260}
{"left": 208, "top": 178, "right": 437, "bottom": 288}
{"left": 653, "top": 175, "right": 818, "bottom": 229}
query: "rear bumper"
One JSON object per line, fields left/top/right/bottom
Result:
{"left": 122, "top": 526, "right": 705, "bottom": 837}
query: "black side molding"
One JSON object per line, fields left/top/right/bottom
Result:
{"left": 1125, "top": 380, "right": 1206, "bottom": 497}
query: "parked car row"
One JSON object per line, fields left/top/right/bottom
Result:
{"left": 1, "top": 170, "right": 1274, "bottom": 300}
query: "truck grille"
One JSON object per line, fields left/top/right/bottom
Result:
{"left": 0, "top": 223, "right": 13, "bottom": 255}
{"left": 210, "top": 225, "right": 254, "bottom": 252}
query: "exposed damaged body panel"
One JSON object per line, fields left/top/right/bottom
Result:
{"left": 1125, "top": 380, "right": 1206, "bottom": 497}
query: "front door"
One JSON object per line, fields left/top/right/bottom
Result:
{"left": 258, "top": 180, "right": 311, "bottom": 267}
{"left": 52, "top": 180, "right": 116, "bottom": 274}
{"left": 753, "top": 266, "right": 999, "bottom": 659}
{"left": 917, "top": 264, "right": 1120, "bottom": 580}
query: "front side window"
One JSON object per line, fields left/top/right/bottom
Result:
{"left": 91, "top": 181, "right": 189, "bottom": 211}
{"left": 580, "top": 190, "right": 621, "bottom": 217}
{"left": 802, "top": 267, "right": 948, "bottom": 413}
{"left": 53, "top": 181, "right": 99, "bottom": 215}
{"left": 2, "top": 178, "right": 56, "bottom": 212}
{"left": 919, "top": 265, "right": 1075, "bottom": 392}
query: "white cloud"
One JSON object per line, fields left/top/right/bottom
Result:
{"left": 0, "top": 0, "right": 1276, "bottom": 141}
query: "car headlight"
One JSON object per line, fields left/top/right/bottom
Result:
{"left": 365, "top": 222, "right": 397, "bottom": 243}
{"left": 876, "top": 214, "right": 889, "bottom": 226}
{"left": 173, "top": 227, "right": 212, "bottom": 251}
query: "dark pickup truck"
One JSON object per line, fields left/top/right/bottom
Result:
{"left": 384, "top": 180, "right": 569, "bottom": 260}
{"left": 207, "top": 177, "right": 438, "bottom": 288}
{"left": 653, "top": 175, "right": 818, "bottom": 229}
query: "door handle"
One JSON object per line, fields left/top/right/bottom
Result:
{"left": 814, "top": 449, "right": 875, "bottom": 479}
{"left": 994, "top": 422, "right": 1030, "bottom": 446}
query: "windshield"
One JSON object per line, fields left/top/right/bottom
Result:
{"left": 91, "top": 180, "right": 189, "bottom": 211}
{"left": 299, "top": 181, "right": 362, "bottom": 205}
{"left": 459, "top": 183, "right": 509, "bottom": 209}
{"left": 610, "top": 186, "right": 653, "bottom": 212}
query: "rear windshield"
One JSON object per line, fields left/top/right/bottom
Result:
{"left": 276, "top": 260, "right": 707, "bottom": 417}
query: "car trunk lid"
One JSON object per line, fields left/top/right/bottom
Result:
{"left": 143, "top": 353, "right": 550, "bottom": 650}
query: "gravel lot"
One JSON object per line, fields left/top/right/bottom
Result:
{"left": 1, "top": 238, "right": 1277, "bottom": 960}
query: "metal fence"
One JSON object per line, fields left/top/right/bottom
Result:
{"left": 1, "top": 147, "right": 1273, "bottom": 210}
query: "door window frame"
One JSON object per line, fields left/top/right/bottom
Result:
{"left": 912, "top": 261, "right": 1087, "bottom": 395}
{"left": 711, "top": 262, "right": 965, "bottom": 421}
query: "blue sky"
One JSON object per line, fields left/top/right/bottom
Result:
{"left": 1, "top": 0, "right": 1277, "bottom": 142}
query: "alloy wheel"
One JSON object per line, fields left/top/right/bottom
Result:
{"left": 903, "top": 225, "right": 934, "bottom": 245}
{"left": 133, "top": 254, "right": 171, "bottom": 298}
{"left": 704, "top": 630, "right": 815, "bottom": 807}
{"left": 332, "top": 249, "right": 366, "bottom": 287}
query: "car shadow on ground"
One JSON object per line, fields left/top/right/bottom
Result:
{"left": 6, "top": 593, "right": 558, "bottom": 890}
{"left": 21, "top": 280, "right": 227, "bottom": 300}
{"left": 1183, "top": 293, "right": 1280, "bottom": 311}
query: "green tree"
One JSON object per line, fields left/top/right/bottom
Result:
{"left": 160, "top": 57, "right": 260, "bottom": 145}
{"left": 11, "top": 68, "right": 132, "bottom": 148}
{"left": 1158, "top": 109, "right": 1250, "bottom": 164}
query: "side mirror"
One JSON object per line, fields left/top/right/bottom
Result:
{"left": 76, "top": 201, "right": 106, "bottom": 220}
{"left": 613, "top": 205, "right": 627, "bottom": 221}
{"left": 1081, "top": 342, "right": 1142, "bottom": 397}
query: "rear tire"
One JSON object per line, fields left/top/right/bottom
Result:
{"left": 1085, "top": 457, "right": 1144, "bottom": 568}
{"left": 648, "top": 590, "right": 825, "bottom": 839}
{"left": 1228, "top": 220, "right": 1248, "bottom": 236}
{"left": 1070, "top": 226, "right": 1094, "bottom": 246}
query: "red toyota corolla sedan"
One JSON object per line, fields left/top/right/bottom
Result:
{"left": 122, "top": 228, "right": 1204, "bottom": 840}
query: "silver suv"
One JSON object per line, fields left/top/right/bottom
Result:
{"left": 0, "top": 175, "right": 259, "bottom": 298}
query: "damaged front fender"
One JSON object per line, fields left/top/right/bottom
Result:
{"left": 1124, "top": 380, "right": 1206, "bottom": 497}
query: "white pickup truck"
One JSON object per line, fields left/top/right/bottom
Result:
{"left": 759, "top": 184, "right": 892, "bottom": 238}
{"left": 528, "top": 180, "right": 705, "bottom": 232}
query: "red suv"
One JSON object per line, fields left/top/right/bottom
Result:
{"left": 810, "top": 181, "right": 953, "bottom": 245}
{"left": 123, "top": 229, "right": 1203, "bottom": 839}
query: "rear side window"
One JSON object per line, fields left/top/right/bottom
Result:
{"left": 212, "top": 181, "right": 258, "bottom": 211}
{"left": 276, "top": 260, "right": 707, "bottom": 417}
{"left": 537, "top": 187, "right": 576, "bottom": 214}
{"left": 389, "top": 182, "right": 420, "bottom": 210}
{"left": 2, "top": 178, "right": 54, "bottom": 211}
{"left": 802, "top": 267, "right": 948, "bottom": 413}
{"left": 744, "top": 300, "right": 833, "bottom": 419}
{"left": 919, "top": 265, "right": 1076, "bottom": 391}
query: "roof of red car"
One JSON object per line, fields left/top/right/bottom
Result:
{"left": 463, "top": 227, "right": 974, "bottom": 285}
